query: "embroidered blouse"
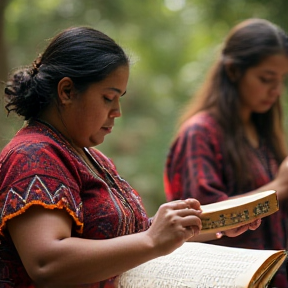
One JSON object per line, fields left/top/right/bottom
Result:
{"left": 164, "top": 111, "right": 288, "bottom": 288}
{"left": 0, "top": 120, "right": 150, "bottom": 288}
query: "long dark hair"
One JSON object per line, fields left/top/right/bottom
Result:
{"left": 4, "top": 26, "right": 129, "bottom": 120}
{"left": 178, "top": 18, "right": 288, "bottom": 188}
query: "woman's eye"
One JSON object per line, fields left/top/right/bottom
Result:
{"left": 260, "top": 77, "right": 274, "bottom": 84}
{"left": 104, "top": 96, "right": 113, "bottom": 102}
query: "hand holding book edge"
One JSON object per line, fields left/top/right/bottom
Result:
{"left": 216, "top": 218, "right": 262, "bottom": 239}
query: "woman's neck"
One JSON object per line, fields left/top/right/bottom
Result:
{"left": 243, "top": 120, "right": 259, "bottom": 148}
{"left": 38, "top": 106, "right": 83, "bottom": 151}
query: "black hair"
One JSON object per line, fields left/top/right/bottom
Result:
{"left": 4, "top": 26, "right": 129, "bottom": 120}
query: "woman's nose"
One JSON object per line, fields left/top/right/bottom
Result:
{"left": 110, "top": 102, "right": 122, "bottom": 118}
{"left": 270, "top": 82, "right": 283, "bottom": 98}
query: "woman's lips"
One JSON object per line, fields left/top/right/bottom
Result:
{"left": 101, "top": 127, "right": 112, "bottom": 133}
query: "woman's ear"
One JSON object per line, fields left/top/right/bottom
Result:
{"left": 225, "top": 62, "right": 240, "bottom": 82}
{"left": 57, "top": 77, "right": 75, "bottom": 105}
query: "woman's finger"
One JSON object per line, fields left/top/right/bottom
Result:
{"left": 225, "top": 225, "right": 249, "bottom": 237}
{"left": 163, "top": 201, "right": 192, "bottom": 211}
{"left": 184, "top": 198, "right": 201, "bottom": 210}
{"left": 175, "top": 208, "right": 202, "bottom": 218}
{"left": 180, "top": 215, "right": 202, "bottom": 230}
{"left": 248, "top": 219, "right": 261, "bottom": 230}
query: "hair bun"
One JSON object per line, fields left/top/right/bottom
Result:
{"left": 31, "top": 54, "right": 42, "bottom": 77}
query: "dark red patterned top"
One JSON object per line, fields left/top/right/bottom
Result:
{"left": 164, "top": 111, "right": 288, "bottom": 287}
{"left": 0, "top": 120, "right": 150, "bottom": 288}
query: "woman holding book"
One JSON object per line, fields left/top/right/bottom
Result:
{"left": 0, "top": 26, "right": 260, "bottom": 288}
{"left": 164, "top": 18, "right": 288, "bottom": 287}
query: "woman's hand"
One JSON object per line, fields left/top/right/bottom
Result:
{"left": 220, "top": 218, "right": 262, "bottom": 238}
{"left": 145, "top": 198, "right": 202, "bottom": 256}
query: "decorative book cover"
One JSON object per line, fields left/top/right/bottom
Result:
{"left": 199, "top": 190, "right": 278, "bottom": 234}
{"left": 117, "top": 242, "right": 287, "bottom": 288}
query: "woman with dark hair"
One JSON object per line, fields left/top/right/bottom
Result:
{"left": 0, "top": 27, "right": 258, "bottom": 287}
{"left": 164, "top": 18, "right": 288, "bottom": 287}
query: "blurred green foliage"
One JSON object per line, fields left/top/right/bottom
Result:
{"left": 1, "top": 0, "right": 288, "bottom": 215}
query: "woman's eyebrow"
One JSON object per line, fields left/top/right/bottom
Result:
{"left": 107, "top": 87, "right": 126, "bottom": 96}
{"left": 262, "top": 70, "right": 277, "bottom": 76}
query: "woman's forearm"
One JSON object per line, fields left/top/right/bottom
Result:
{"left": 33, "top": 232, "right": 157, "bottom": 286}
{"left": 255, "top": 179, "right": 287, "bottom": 202}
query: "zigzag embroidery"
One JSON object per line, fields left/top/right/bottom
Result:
{"left": 1, "top": 175, "right": 82, "bottom": 218}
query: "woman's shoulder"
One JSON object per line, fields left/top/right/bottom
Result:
{"left": 0, "top": 121, "right": 78, "bottom": 171}
{"left": 180, "top": 111, "right": 220, "bottom": 135}
{"left": 0, "top": 121, "right": 69, "bottom": 159}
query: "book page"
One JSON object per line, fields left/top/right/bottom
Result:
{"left": 201, "top": 190, "right": 276, "bottom": 213}
{"left": 117, "top": 242, "right": 285, "bottom": 288}
{"left": 252, "top": 252, "right": 287, "bottom": 286}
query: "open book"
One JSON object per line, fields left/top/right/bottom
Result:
{"left": 200, "top": 190, "right": 278, "bottom": 234}
{"left": 117, "top": 242, "right": 287, "bottom": 288}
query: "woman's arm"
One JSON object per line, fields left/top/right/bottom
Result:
{"left": 255, "top": 156, "right": 288, "bottom": 202}
{"left": 165, "top": 117, "right": 229, "bottom": 204}
{"left": 233, "top": 156, "right": 288, "bottom": 202}
{"left": 8, "top": 199, "right": 202, "bottom": 287}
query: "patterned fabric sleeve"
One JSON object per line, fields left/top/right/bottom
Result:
{"left": 164, "top": 113, "right": 228, "bottom": 204}
{"left": 0, "top": 141, "right": 83, "bottom": 236}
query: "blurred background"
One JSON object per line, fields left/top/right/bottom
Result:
{"left": 1, "top": 0, "right": 288, "bottom": 216}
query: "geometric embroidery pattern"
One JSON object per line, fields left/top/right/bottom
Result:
{"left": 0, "top": 175, "right": 83, "bottom": 235}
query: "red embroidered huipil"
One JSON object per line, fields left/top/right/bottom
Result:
{"left": 164, "top": 111, "right": 288, "bottom": 288}
{"left": 0, "top": 120, "right": 150, "bottom": 287}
